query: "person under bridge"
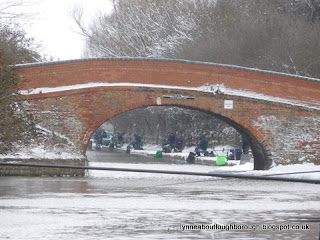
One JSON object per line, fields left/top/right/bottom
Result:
{"left": 162, "top": 132, "right": 176, "bottom": 153}
{"left": 195, "top": 134, "right": 208, "bottom": 156}
{"left": 132, "top": 133, "right": 143, "bottom": 150}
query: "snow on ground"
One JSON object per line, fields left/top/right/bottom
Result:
{"left": 0, "top": 125, "right": 83, "bottom": 160}
{"left": 122, "top": 144, "right": 320, "bottom": 181}
{"left": 0, "top": 144, "right": 83, "bottom": 160}
{"left": 126, "top": 144, "right": 238, "bottom": 166}
{"left": 240, "top": 163, "right": 320, "bottom": 181}
{"left": 128, "top": 144, "right": 232, "bottom": 159}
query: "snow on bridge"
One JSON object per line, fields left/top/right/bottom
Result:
{"left": 14, "top": 58, "right": 320, "bottom": 170}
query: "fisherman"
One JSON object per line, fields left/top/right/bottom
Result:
{"left": 109, "top": 135, "right": 116, "bottom": 149}
{"left": 174, "top": 135, "right": 183, "bottom": 152}
{"left": 199, "top": 135, "right": 208, "bottom": 151}
{"left": 102, "top": 131, "right": 108, "bottom": 139}
{"left": 195, "top": 134, "right": 208, "bottom": 156}
{"left": 132, "top": 133, "right": 142, "bottom": 150}
{"left": 162, "top": 132, "right": 175, "bottom": 153}
{"left": 117, "top": 132, "right": 124, "bottom": 147}
{"left": 167, "top": 132, "right": 175, "bottom": 148}
{"left": 93, "top": 131, "right": 99, "bottom": 143}
{"left": 94, "top": 130, "right": 103, "bottom": 150}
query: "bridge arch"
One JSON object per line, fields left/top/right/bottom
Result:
{"left": 87, "top": 102, "right": 271, "bottom": 170}
{"left": 80, "top": 86, "right": 276, "bottom": 170}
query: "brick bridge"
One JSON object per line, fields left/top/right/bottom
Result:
{"left": 17, "top": 58, "right": 320, "bottom": 170}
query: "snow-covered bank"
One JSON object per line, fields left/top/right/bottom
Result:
{"left": 124, "top": 144, "right": 237, "bottom": 165}
{"left": 0, "top": 144, "right": 83, "bottom": 160}
{"left": 210, "top": 162, "right": 320, "bottom": 182}
{"left": 0, "top": 125, "right": 84, "bottom": 160}
{"left": 118, "top": 144, "right": 320, "bottom": 181}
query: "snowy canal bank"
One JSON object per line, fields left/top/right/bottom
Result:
{"left": 105, "top": 144, "right": 243, "bottom": 166}
{"left": 93, "top": 145, "right": 320, "bottom": 182}
{"left": 0, "top": 149, "right": 319, "bottom": 240}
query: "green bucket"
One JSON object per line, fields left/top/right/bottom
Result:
{"left": 154, "top": 151, "right": 163, "bottom": 158}
{"left": 216, "top": 155, "right": 226, "bottom": 166}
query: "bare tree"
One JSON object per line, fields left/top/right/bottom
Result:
{"left": 0, "top": 0, "right": 37, "bottom": 24}
{"left": 176, "top": 0, "right": 320, "bottom": 78}
{"left": 72, "top": 0, "right": 214, "bottom": 58}
{"left": 73, "top": 0, "right": 320, "bottom": 78}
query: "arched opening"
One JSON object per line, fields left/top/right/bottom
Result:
{"left": 86, "top": 105, "right": 272, "bottom": 170}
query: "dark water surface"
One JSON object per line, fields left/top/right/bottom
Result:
{"left": 0, "top": 149, "right": 319, "bottom": 239}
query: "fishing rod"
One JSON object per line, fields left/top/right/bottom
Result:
{"left": 0, "top": 162, "right": 320, "bottom": 184}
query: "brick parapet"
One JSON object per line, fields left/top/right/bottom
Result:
{"left": 17, "top": 59, "right": 320, "bottom": 109}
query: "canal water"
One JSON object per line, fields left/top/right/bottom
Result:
{"left": 0, "top": 149, "right": 319, "bottom": 240}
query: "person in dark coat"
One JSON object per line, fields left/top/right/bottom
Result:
{"left": 167, "top": 133, "right": 175, "bottom": 148}
{"left": 132, "top": 134, "right": 142, "bottom": 150}
{"left": 174, "top": 136, "right": 183, "bottom": 152}
{"left": 162, "top": 132, "right": 175, "bottom": 153}
{"left": 199, "top": 135, "right": 208, "bottom": 151}
{"left": 195, "top": 135, "right": 208, "bottom": 156}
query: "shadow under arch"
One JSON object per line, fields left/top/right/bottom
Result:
{"left": 85, "top": 104, "right": 272, "bottom": 171}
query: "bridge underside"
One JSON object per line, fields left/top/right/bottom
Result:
{"left": 25, "top": 86, "right": 320, "bottom": 170}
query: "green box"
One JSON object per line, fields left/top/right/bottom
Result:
{"left": 154, "top": 151, "right": 163, "bottom": 158}
{"left": 216, "top": 155, "right": 226, "bottom": 166}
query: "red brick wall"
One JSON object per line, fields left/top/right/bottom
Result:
{"left": 18, "top": 59, "right": 320, "bottom": 108}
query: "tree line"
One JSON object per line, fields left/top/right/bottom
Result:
{"left": 75, "top": 0, "right": 320, "bottom": 78}
{"left": 107, "top": 106, "right": 241, "bottom": 147}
